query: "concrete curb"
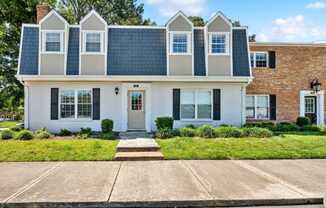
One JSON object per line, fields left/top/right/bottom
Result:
{"left": 2, "top": 197, "right": 324, "bottom": 208}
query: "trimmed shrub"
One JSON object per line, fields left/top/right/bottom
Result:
{"left": 1, "top": 130, "right": 14, "bottom": 140}
{"left": 242, "top": 127, "right": 273, "bottom": 138}
{"left": 302, "top": 125, "right": 321, "bottom": 132}
{"left": 58, "top": 128, "right": 72, "bottom": 136}
{"left": 296, "top": 117, "right": 311, "bottom": 127}
{"left": 243, "top": 122, "right": 275, "bottom": 130}
{"left": 214, "top": 127, "right": 243, "bottom": 138}
{"left": 178, "top": 127, "right": 196, "bottom": 137}
{"left": 100, "top": 132, "right": 116, "bottom": 140}
{"left": 35, "top": 129, "right": 51, "bottom": 139}
{"left": 80, "top": 127, "right": 92, "bottom": 136}
{"left": 16, "top": 130, "right": 34, "bottom": 140}
{"left": 155, "top": 128, "right": 176, "bottom": 139}
{"left": 155, "top": 117, "right": 174, "bottom": 130}
{"left": 10, "top": 126, "right": 22, "bottom": 132}
{"left": 219, "top": 124, "right": 233, "bottom": 127}
{"left": 101, "top": 119, "right": 114, "bottom": 133}
{"left": 274, "top": 122, "right": 299, "bottom": 132}
{"left": 196, "top": 125, "right": 215, "bottom": 138}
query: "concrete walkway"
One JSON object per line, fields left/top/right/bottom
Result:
{"left": 0, "top": 160, "right": 325, "bottom": 207}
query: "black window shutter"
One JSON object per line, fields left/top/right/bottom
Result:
{"left": 269, "top": 94, "right": 276, "bottom": 120}
{"left": 213, "top": 89, "right": 221, "bottom": 120}
{"left": 93, "top": 88, "right": 100, "bottom": 120}
{"left": 268, "top": 51, "right": 276, "bottom": 69}
{"left": 172, "top": 89, "right": 180, "bottom": 120}
{"left": 50, "top": 88, "right": 59, "bottom": 120}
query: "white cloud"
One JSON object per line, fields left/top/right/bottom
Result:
{"left": 256, "top": 15, "right": 326, "bottom": 42}
{"left": 306, "top": 1, "right": 326, "bottom": 9}
{"left": 146, "top": 0, "right": 207, "bottom": 17}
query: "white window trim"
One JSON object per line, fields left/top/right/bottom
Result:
{"left": 208, "top": 32, "right": 230, "bottom": 56}
{"left": 41, "top": 30, "right": 64, "bottom": 54}
{"left": 169, "top": 31, "right": 192, "bottom": 55}
{"left": 82, "top": 31, "right": 105, "bottom": 55}
{"left": 250, "top": 51, "right": 269, "bottom": 68}
{"left": 59, "top": 88, "right": 93, "bottom": 121}
{"left": 246, "top": 95, "right": 270, "bottom": 120}
{"left": 180, "top": 89, "right": 213, "bottom": 121}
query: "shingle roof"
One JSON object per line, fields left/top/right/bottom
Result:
{"left": 66, "top": 27, "right": 80, "bottom": 75}
{"left": 194, "top": 29, "right": 206, "bottom": 76}
{"left": 19, "top": 27, "right": 39, "bottom": 75}
{"left": 232, "top": 29, "right": 251, "bottom": 76}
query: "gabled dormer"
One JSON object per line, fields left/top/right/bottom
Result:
{"left": 80, "top": 10, "right": 108, "bottom": 75}
{"left": 205, "top": 12, "right": 232, "bottom": 76}
{"left": 166, "top": 11, "right": 194, "bottom": 76}
{"left": 39, "top": 10, "right": 68, "bottom": 75}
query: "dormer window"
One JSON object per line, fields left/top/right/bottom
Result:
{"left": 83, "top": 32, "right": 104, "bottom": 53}
{"left": 42, "top": 31, "right": 64, "bottom": 53}
{"left": 170, "top": 32, "right": 191, "bottom": 54}
{"left": 209, "top": 32, "right": 229, "bottom": 55}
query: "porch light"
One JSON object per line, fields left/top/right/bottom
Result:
{"left": 311, "top": 79, "right": 321, "bottom": 93}
{"left": 115, "top": 87, "right": 119, "bottom": 95}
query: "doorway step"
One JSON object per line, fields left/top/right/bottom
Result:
{"left": 114, "top": 138, "right": 164, "bottom": 161}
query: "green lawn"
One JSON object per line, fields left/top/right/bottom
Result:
{"left": 157, "top": 134, "right": 326, "bottom": 160}
{"left": 0, "top": 121, "right": 19, "bottom": 128}
{"left": 0, "top": 139, "right": 118, "bottom": 161}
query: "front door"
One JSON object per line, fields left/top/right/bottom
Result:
{"left": 304, "top": 96, "right": 317, "bottom": 124}
{"left": 128, "top": 91, "right": 145, "bottom": 130}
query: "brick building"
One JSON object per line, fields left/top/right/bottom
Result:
{"left": 247, "top": 42, "right": 326, "bottom": 125}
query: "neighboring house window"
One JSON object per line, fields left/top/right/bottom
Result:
{"left": 250, "top": 52, "right": 268, "bottom": 67}
{"left": 60, "top": 89, "right": 92, "bottom": 119}
{"left": 209, "top": 32, "right": 229, "bottom": 55}
{"left": 170, "top": 33, "right": 190, "bottom": 54}
{"left": 181, "top": 90, "right": 212, "bottom": 120}
{"left": 43, "top": 32, "right": 63, "bottom": 52}
{"left": 83, "top": 32, "right": 103, "bottom": 53}
{"left": 246, "top": 95, "right": 269, "bottom": 120}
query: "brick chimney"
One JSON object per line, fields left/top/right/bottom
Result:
{"left": 36, "top": 2, "right": 50, "bottom": 23}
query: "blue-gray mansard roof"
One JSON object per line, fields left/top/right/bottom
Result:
{"left": 19, "top": 26, "right": 250, "bottom": 77}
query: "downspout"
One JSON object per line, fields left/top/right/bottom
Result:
{"left": 24, "top": 84, "right": 29, "bottom": 129}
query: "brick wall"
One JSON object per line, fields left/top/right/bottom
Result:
{"left": 247, "top": 44, "right": 326, "bottom": 122}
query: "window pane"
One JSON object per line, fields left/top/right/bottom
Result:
{"left": 197, "top": 91, "right": 211, "bottom": 119}
{"left": 173, "top": 34, "right": 188, "bottom": 53}
{"left": 250, "top": 53, "right": 254, "bottom": 67}
{"left": 255, "top": 53, "right": 267, "bottom": 67}
{"left": 46, "top": 33, "right": 60, "bottom": 52}
{"left": 181, "top": 91, "right": 195, "bottom": 119}
{"left": 77, "top": 90, "right": 92, "bottom": 118}
{"left": 256, "top": 96, "right": 269, "bottom": 119}
{"left": 60, "top": 90, "right": 75, "bottom": 119}
{"left": 86, "top": 33, "right": 101, "bottom": 52}
{"left": 305, "top": 97, "right": 315, "bottom": 113}
{"left": 131, "top": 92, "right": 143, "bottom": 111}
{"left": 211, "top": 34, "right": 226, "bottom": 54}
{"left": 246, "top": 96, "right": 255, "bottom": 119}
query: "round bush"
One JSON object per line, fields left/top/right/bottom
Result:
{"left": 58, "top": 128, "right": 72, "bottom": 136}
{"left": 196, "top": 125, "right": 215, "bottom": 138}
{"left": 241, "top": 127, "right": 273, "bottom": 138}
{"left": 214, "top": 127, "right": 243, "bottom": 138}
{"left": 274, "top": 122, "right": 299, "bottom": 132}
{"left": 16, "top": 130, "right": 34, "bottom": 140}
{"left": 101, "top": 119, "right": 114, "bottom": 133}
{"left": 155, "top": 117, "right": 174, "bottom": 130}
{"left": 296, "top": 117, "right": 311, "bottom": 127}
{"left": 80, "top": 127, "right": 92, "bottom": 136}
{"left": 1, "top": 130, "right": 14, "bottom": 140}
{"left": 35, "top": 129, "right": 51, "bottom": 139}
{"left": 178, "top": 127, "right": 196, "bottom": 137}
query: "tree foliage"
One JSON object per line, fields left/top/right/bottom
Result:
{"left": 188, "top": 16, "right": 205, "bottom": 27}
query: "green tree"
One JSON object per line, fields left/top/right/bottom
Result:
{"left": 232, "top": 21, "right": 241, "bottom": 27}
{"left": 59, "top": 0, "right": 155, "bottom": 25}
{"left": 188, "top": 16, "right": 205, "bottom": 26}
{"left": 249, "top": 34, "right": 256, "bottom": 42}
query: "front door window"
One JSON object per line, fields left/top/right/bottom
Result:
{"left": 304, "top": 96, "right": 317, "bottom": 124}
{"left": 131, "top": 92, "right": 143, "bottom": 111}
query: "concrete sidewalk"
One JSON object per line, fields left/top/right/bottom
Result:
{"left": 0, "top": 160, "right": 325, "bottom": 207}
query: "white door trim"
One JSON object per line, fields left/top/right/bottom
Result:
{"left": 121, "top": 83, "right": 152, "bottom": 132}
{"left": 299, "top": 90, "right": 324, "bottom": 125}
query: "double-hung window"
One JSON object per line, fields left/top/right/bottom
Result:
{"left": 43, "top": 32, "right": 63, "bottom": 52}
{"left": 84, "top": 32, "right": 103, "bottom": 53}
{"left": 171, "top": 33, "right": 190, "bottom": 54}
{"left": 209, "top": 32, "right": 229, "bottom": 55}
{"left": 180, "top": 90, "right": 212, "bottom": 120}
{"left": 246, "top": 95, "right": 269, "bottom": 120}
{"left": 60, "top": 89, "right": 92, "bottom": 119}
{"left": 250, "top": 52, "right": 268, "bottom": 67}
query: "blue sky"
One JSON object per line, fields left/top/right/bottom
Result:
{"left": 139, "top": 0, "right": 326, "bottom": 42}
